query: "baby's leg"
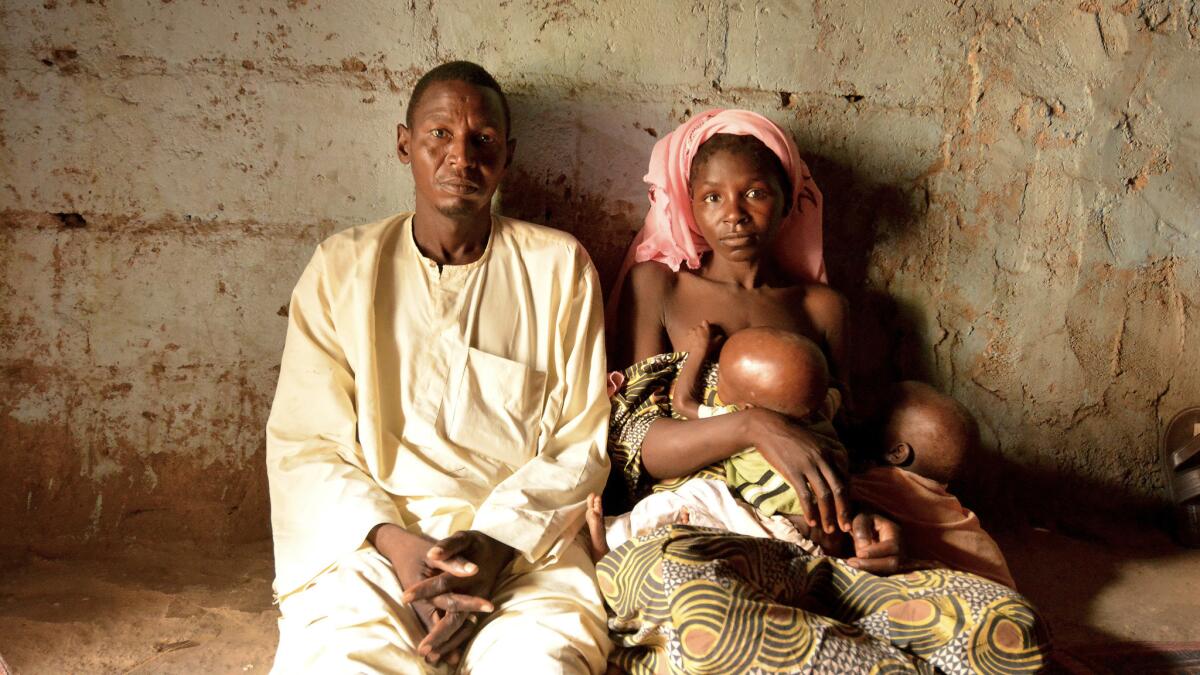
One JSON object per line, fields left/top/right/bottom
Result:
{"left": 588, "top": 494, "right": 694, "bottom": 563}
{"left": 585, "top": 494, "right": 609, "bottom": 562}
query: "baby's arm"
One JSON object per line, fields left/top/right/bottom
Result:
{"left": 673, "top": 321, "right": 719, "bottom": 419}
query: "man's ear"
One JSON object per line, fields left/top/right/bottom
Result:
{"left": 504, "top": 136, "right": 517, "bottom": 169}
{"left": 397, "top": 122, "right": 412, "bottom": 164}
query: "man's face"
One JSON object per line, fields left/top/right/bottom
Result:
{"left": 397, "top": 80, "right": 514, "bottom": 219}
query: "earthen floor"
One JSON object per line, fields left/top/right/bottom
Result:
{"left": 0, "top": 529, "right": 1197, "bottom": 673}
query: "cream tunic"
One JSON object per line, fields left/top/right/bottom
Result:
{"left": 266, "top": 212, "right": 610, "bottom": 597}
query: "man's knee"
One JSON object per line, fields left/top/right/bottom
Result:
{"left": 462, "top": 609, "right": 605, "bottom": 675}
{"left": 461, "top": 542, "right": 610, "bottom": 674}
{"left": 273, "top": 546, "right": 433, "bottom": 674}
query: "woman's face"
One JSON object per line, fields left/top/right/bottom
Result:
{"left": 689, "top": 149, "right": 788, "bottom": 264}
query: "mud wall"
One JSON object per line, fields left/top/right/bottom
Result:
{"left": 2, "top": 1, "right": 1197, "bottom": 552}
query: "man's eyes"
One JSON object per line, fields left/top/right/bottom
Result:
{"left": 428, "top": 129, "right": 497, "bottom": 145}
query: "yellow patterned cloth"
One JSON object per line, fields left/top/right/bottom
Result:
{"left": 605, "top": 355, "right": 1051, "bottom": 672}
{"left": 599, "top": 526, "right": 1050, "bottom": 674}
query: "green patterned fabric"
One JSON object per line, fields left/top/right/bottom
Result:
{"left": 725, "top": 447, "right": 809, "bottom": 516}
{"left": 609, "top": 348, "right": 720, "bottom": 497}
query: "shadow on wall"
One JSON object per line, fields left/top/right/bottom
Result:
{"left": 497, "top": 91, "right": 652, "bottom": 292}
{"left": 788, "top": 153, "right": 1190, "bottom": 658}
{"left": 497, "top": 103, "right": 1175, "bottom": 532}
{"left": 805, "top": 151, "right": 1175, "bottom": 538}
{"left": 804, "top": 151, "right": 932, "bottom": 394}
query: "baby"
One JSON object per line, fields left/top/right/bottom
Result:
{"left": 679, "top": 324, "right": 976, "bottom": 493}
{"left": 672, "top": 322, "right": 843, "bottom": 521}
{"left": 851, "top": 380, "right": 1015, "bottom": 587}
{"left": 587, "top": 324, "right": 848, "bottom": 562}
{"left": 872, "top": 380, "right": 977, "bottom": 484}
{"left": 589, "top": 325, "right": 1013, "bottom": 585}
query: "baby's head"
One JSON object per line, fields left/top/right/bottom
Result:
{"left": 716, "top": 327, "right": 829, "bottom": 420}
{"left": 879, "top": 381, "right": 979, "bottom": 485}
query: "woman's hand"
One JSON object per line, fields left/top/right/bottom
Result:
{"left": 745, "top": 408, "right": 851, "bottom": 534}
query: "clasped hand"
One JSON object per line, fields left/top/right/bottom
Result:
{"left": 371, "top": 525, "right": 515, "bottom": 666}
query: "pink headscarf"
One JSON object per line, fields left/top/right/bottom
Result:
{"left": 607, "top": 109, "right": 826, "bottom": 327}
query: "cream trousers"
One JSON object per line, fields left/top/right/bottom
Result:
{"left": 272, "top": 537, "right": 611, "bottom": 674}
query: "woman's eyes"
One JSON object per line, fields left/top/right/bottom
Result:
{"left": 698, "top": 188, "right": 774, "bottom": 204}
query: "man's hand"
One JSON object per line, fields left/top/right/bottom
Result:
{"left": 401, "top": 530, "right": 517, "bottom": 664}
{"left": 846, "top": 511, "right": 904, "bottom": 574}
{"left": 746, "top": 408, "right": 851, "bottom": 534}
{"left": 369, "top": 524, "right": 496, "bottom": 666}
{"left": 369, "top": 524, "right": 443, "bottom": 643}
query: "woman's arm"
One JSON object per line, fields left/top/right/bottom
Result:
{"left": 614, "top": 261, "right": 673, "bottom": 369}
{"left": 642, "top": 408, "right": 852, "bottom": 533}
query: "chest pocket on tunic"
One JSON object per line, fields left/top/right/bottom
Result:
{"left": 443, "top": 346, "right": 547, "bottom": 468}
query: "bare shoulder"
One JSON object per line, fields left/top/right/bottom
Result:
{"left": 627, "top": 260, "right": 676, "bottom": 299}
{"left": 801, "top": 282, "right": 849, "bottom": 327}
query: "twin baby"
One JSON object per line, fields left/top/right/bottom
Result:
{"left": 588, "top": 322, "right": 977, "bottom": 565}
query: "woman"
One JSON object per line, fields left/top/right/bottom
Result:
{"left": 610, "top": 109, "right": 861, "bottom": 543}
{"left": 599, "top": 109, "right": 1049, "bottom": 674}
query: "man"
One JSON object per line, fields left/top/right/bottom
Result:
{"left": 267, "top": 61, "right": 611, "bottom": 673}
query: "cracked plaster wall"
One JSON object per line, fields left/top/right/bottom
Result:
{"left": 1, "top": 0, "right": 1197, "bottom": 553}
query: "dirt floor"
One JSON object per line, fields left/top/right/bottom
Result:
{"left": 0, "top": 529, "right": 1197, "bottom": 673}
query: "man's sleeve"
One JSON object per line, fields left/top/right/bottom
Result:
{"left": 266, "top": 245, "right": 403, "bottom": 595}
{"left": 470, "top": 254, "right": 610, "bottom": 562}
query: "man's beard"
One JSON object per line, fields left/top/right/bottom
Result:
{"left": 436, "top": 198, "right": 485, "bottom": 219}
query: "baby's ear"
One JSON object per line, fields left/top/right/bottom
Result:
{"left": 884, "top": 442, "right": 915, "bottom": 468}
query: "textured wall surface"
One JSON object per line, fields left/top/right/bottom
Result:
{"left": 2, "top": 0, "right": 1197, "bottom": 553}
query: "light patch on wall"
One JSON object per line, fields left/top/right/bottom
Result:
{"left": 7, "top": 396, "right": 56, "bottom": 424}
{"left": 88, "top": 456, "right": 123, "bottom": 481}
{"left": 87, "top": 495, "right": 103, "bottom": 537}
